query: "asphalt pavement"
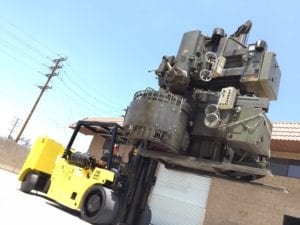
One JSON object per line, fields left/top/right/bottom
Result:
{"left": 0, "top": 169, "right": 89, "bottom": 225}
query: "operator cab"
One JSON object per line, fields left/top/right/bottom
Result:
{"left": 63, "top": 120, "right": 128, "bottom": 173}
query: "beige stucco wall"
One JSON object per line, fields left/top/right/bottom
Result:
{"left": 271, "top": 151, "right": 300, "bottom": 160}
{"left": 87, "top": 135, "right": 106, "bottom": 159}
{"left": 88, "top": 136, "right": 133, "bottom": 163}
{"left": 0, "top": 137, "right": 29, "bottom": 173}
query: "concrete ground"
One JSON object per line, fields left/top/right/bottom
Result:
{"left": 0, "top": 169, "right": 89, "bottom": 225}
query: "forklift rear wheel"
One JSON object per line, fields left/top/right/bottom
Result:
{"left": 138, "top": 204, "right": 152, "bottom": 225}
{"left": 20, "top": 172, "right": 39, "bottom": 193}
{"left": 80, "top": 185, "right": 119, "bottom": 225}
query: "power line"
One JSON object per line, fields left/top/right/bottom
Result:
{"left": 0, "top": 37, "right": 47, "bottom": 66}
{"left": 0, "top": 15, "right": 58, "bottom": 57}
{"left": 52, "top": 85, "right": 92, "bottom": 122}
{"left": 0, "top": 90, "right": 70, "bottom": 129}
{"left": 58, "top": 77, "right": 109, "bottom": 115}
{"left": 52, "top": 87, "right": 75, "bottom": 122}
{"left": 0, "top": 48, "right": 41, "bottom": 73}
{"left": 7, "top": 117, "right": 22, "bottom": 139}
{"left": 15, "top": 57, "right": 67, "bottom": 142}
{"left": 52, "top": 86, "right": 106, "bottom": 125}
{"left": 0, "top": 24, "right": 50, "bottom": 60}
{"left": 63, "top": 64, "right": 122, "bottom": 109}
{"left": 62, "top": 69, "right": 120, "bottom": 110}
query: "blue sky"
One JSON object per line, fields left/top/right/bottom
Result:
{"left": 0, "top": 0, "right": 299, "bottom": 146}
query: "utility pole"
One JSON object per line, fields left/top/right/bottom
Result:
{"left": 7, "top": 116, "right": 22, "bottom": 140}
{"left": 15, "top": 57, "right": 67, "bottom": 142}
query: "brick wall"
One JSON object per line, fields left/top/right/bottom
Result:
{"left": 203, "top": 176, "right": 300, "bottom": 225}
{"left": 0, "top": 137, "right": 29, "bottom": 173}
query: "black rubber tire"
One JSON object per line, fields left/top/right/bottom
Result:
{"left": 20, "top": 172, "right": 39, "bottom": 193}
{"left": 138, "top": 204, "right": 152, "bottom": 225}
{"left": 80, "top": 185, "right": 119, "bottom": 225}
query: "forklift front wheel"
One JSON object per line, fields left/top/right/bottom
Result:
{"left": 138, "top": 204, "right": 152, "bottom": 225}
{"left": 20, "top": 172, "right": 39, "bottom": 193}
{"left": 80, "top": 185, "right": 119, "bottom": 225}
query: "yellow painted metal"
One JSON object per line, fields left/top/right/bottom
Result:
{"left": 18, "top": 136, "right": 65, "bottom": 181}
{"left": 47, "top": 158, "right": 115, "bottom": 210}
{"left": 18, "top": 136, "right": 115, "bottom": 211}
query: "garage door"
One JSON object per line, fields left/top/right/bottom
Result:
{"left": 148, "top": 164, "right": 211, "bottom": 225}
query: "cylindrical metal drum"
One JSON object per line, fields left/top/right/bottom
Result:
{"left": 123, "top": 89, "right": 191, "bottom": 154}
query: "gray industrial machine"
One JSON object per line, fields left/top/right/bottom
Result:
{"left": 124, "top": 21, "right": 281, "bottom": 180}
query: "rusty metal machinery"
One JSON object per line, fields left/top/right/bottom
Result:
{"left": 124, "top": 21, "right": 281, "bottom": 179}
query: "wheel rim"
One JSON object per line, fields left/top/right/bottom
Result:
{"left": 81, "top": 186, "right": 119, "bottom": 224}
{"left": 85, "top": 191, "right": 102, "bottom": 217}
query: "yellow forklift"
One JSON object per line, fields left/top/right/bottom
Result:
{"left": 18, "top": 120, "right": 156, "bottom": 225}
